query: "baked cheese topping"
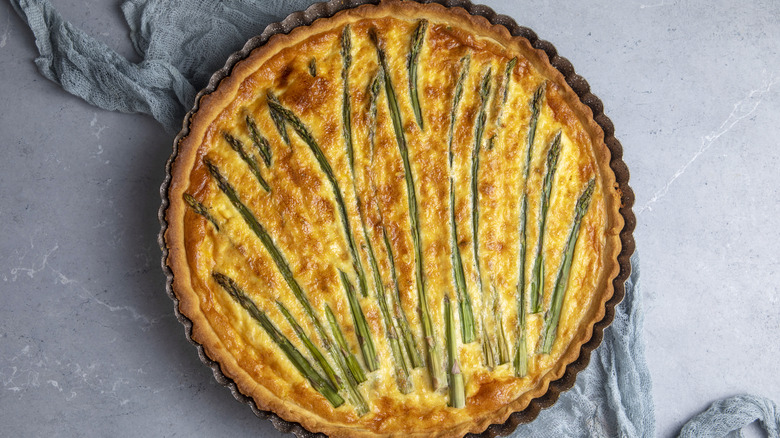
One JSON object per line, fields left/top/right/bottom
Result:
{"left": 166, "top": 2, "right": 623, "bottom": 436}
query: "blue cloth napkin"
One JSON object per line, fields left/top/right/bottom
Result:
{"left": 10, "top": 0, "right": 779, "bottom": 436}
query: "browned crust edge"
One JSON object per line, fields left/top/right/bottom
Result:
{"left": 158, "top": 1, "right": 637, "bottom": 437}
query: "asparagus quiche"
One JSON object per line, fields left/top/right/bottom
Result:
{"left": 164, "top": 1, "right": 624, "bottom": 436}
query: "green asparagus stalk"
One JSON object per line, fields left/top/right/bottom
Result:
{"left": 370, "top": 28, "right": 444, "bottom": 391}
{"left": 379, "top": 217, "right": 424, "bottom": 369}
{"left": 448, "top": 54, "right": 470, "bottom": 163}
{"left": 223, "top": 132, "right": 271, "bottom": 192}
{"left": 496, "top": 314, "right": 510, "bottom": 365}
{"left": 491, "top": 283, "right": 510, "bottom": 365}
{"left": 276, "top": 301, "right": 341, "bottom": 391}
{"left": 472, "top": 69, "right": 492, "bottom": 367}
{"left": 514, "top": 83, "right": 545, "bottom": 376}
{"left": 514, "top": 197, "right": 530, "bottom": 377}
{"left": 408, "top": 20, "right": 428, "bottom": 130}
{"left": 523, "top": 84, "right": 546, "bottom": 184}
{"left": 449, "top": 181, "right": 475, "bottom": 344}
{"left": 529, "top": 131, "right": 563, "bottom": 313}
{"left": 211, "top": 272, "right": 343, "bottom": 408}
{"left": 497, "top": 57, "right": 517, "bottom": 125}
{"left": 502, "top": 58, "right": 517, "bottom": 101}
{"left": 538, "top": 178, "right": 595, "bottom": 354}
{"left": 368, "top": 71, "right": 384, "bottom": 157}
{"left": 266, "top": 92, "right": 370, "bottom": 299}
{"left": 513, "top": 314, "right": 528, "bottom": 377}
{"left": 365, "top": 229, "right": 412, "bottom": 392}
{"left": 245, "top": 115, "right": 272, "bottom": 167}
{"left": 204, "top": 158, "right": 365, "bottom": 387}
{"left": 447, "top": 55, "right": 476, "bottom": 344}
{"left": 471, "top": 68, "right": 492, "bottom": 284}
{"left": 444, "top": 296, "right": 465, "bottom": 408}
{"left": 481, "top": 319, "right": 495, "bottom": 370}
{"left": 484, "top": 57, "right": 516, "bottom": 152}
{"left": 325, "top": 306, "right": 369, "bottom": 415}
{"left": 340, "top": 270, "right": 378, "bottom": 371}
{"left": 514, "top": 195, "right": 529, "bottom": 377}
{"left": 268, "top": 103, "right": 290, "bottom": 146}
{"left": 325, "top": 304, "right": 367, "bottom": 384}
{"left": 183, "top": 193, "right": 219, "bottom": 231}
{"left": 341, "top": 25, "right": 355, "bottom": 172}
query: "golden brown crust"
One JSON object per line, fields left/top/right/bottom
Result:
{"left": 165, "top": 1, "right": 623, "bottom": 437}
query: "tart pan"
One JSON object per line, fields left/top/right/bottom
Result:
{"left": 157, "top": 0, "right": 637, "bottom": 435}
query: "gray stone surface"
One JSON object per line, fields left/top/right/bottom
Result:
{"left": 1, "top": 0, "right": 778, "bottom": 436}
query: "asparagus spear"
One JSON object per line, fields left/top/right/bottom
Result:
{"left": 529, "top": 131, "right": 563, "bottom": 313}
{"left": 183, "top": 193, "right": 219, "bottom": 231}
{"left": 364, "top": 226, "right": 412, "bottom": 392}
{"left": 266, "top": 92, "right": 370, "bottom": 300}
{"left": 376, "top": 276, "right": 413, "bottom": 392}
{"left": 379, "top": 215, "right": 424, "bottom": 370}
{"left": 340, "top": 270, "right": 378, "bottom": 371}
{"left": 203, "top": 158, "right": 366, "bottom": 387}
{"left": 538, "top": 178, "right": 595, "bottom": 354}
{"left": 408, "top": 20, "right": 428, "bottom": 130}
{"left": 514, "top": 83, "right": 545, "bottom": 376}
{"left": 341, "top": 25, "right": 355, "bottom": 172}
{"left": 211, "top": 272, "right": 343, "bottom": 408}
{"left": 370, "top": 28, "right": 444, "bottom": 391}
{"left": 449, "top": 182, "right": 475, "bottom": 344}
{"left": 223, "top": 132, "right": 271, "bottom": 192}
{"left": 497, "top": 57, "right": 517, "bottom": 126}
{"left": 367, "top": 71, "right": 383, "bottom": 157}
{"left": 268, "top": 103, "right": 290, "bottom": 146}
{"left": 524, "top": 84, "right": 546, "bottom": 180}
{"left": 445, "top": 296, "right": 465, "bottom": 408}
{"left": 491, "top": 283, "right": 510, "bottom": 365}
{"left": 484, "top": 57, "right": 517, "bottom": 152}
{"left": 513, "top": 297, "right": 529, "bottom": 377}
{"left": 276, "top": 301, "right": 340, "bottom": 391}
{"left": 341, "top": 27, "right": 375, "bottom": 303}
{"left": 514, "top": 196, "right": 530, "bottom": 377}
{"left": 447, "top": 55, "right": 476, "bottom": 344}
{"left": 471, "top": 68, "right": 492, "bottom": 285}
{"left": 325, "top": 304, "right": 367, "bottom": 384}
{"left": 324, "top": 305, "right": 370, "bottom": 415}
{"left": 472, "top": 68, "right": 492, "bottom": 367}
{"left": 448, "top": 54, "right": 470, "bottom": 162}
{"left": 502, "top": 58, "right": 517, "bottom": 100}
{"left": 245, "top": 115, "right": 272, "bottom": 167}
{"left": 481, "top": 319, "right": 495, "bottom": 370}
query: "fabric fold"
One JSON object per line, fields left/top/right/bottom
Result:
{"left": 11, "top": 0, "right": 197, "bottom": 132}
{"left": 678, "top": 395, "right": 780, "bottom": 438}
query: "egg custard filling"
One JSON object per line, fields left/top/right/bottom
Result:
{"left": 165, "top": 1, "right": 624, "bottom": 436}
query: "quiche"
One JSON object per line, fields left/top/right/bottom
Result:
{"left": 163, "top": 1, "right": 624, "bottom": 436}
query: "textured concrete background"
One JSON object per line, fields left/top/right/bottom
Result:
{"left": 1, "top": 0, "right": 778, "bottom": 436}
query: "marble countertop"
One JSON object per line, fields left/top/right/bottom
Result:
{"left": 1, "top": 0, "right": 778, "bottom": 436}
